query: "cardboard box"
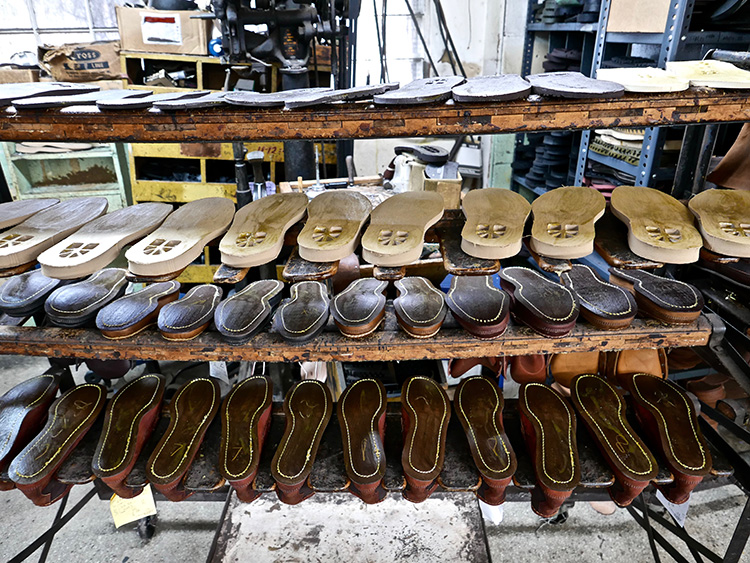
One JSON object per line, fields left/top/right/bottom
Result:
{"left": 0, "top": 67, "right": 40, "bottom": 84}
{"left": 607, "top": 0, "right": 670, "bottom": 33}
{"left": 116, "top": 6, "right": 212, "bottom": 55}
{"left": 39, "top": 42, "right": 121, "bottom": 82}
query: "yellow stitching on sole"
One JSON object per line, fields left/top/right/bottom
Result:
{"left": 218, "top": 280, "right": 282, "bottom": 333}
{"left": 0, "top": 375, "right": 57, "bottom": 458}
{"left": 406, "top": 377, "right": 448, "bottom": 475}
{"left": 341, "top": 379, "right": 384, "bottom": 479}
{"left": 396, "top": 278, "right": 445, "bottom": 325}
{"left": 503, "top": 268, "right": 576, "bottom": 322}
{"left": 279, "top": 282, "right": 328, "bottom": 334}
{"left": 222, "top": 376, "right": 269, "bottom": 479}
{"left": 447, "top": 276, "right": 506, "bottom": 324}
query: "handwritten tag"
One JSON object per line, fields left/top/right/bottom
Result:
{"left": 110, "top": 484, "right": 157, "bottom": 529}
{"left": 656, "top": 489, "right": 690, "bottom": 527}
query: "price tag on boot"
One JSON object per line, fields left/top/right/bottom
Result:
{"left": 656, "top": 489, "right": 690, "bottom": 527}
{"left": 110, "top": 484, "right": 157, "bottom": 529}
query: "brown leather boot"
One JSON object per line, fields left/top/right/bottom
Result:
{"left": 454, "top": 376, "right": 516, "bottom": 505}
{"left": 401, "top": 377, "right": 450, "bottom": 503}
{"left": 271, "top": 379, "right": 333, "bottom": 504}
{"left": 518, "top": 383, "right": 580, "bottom": 517}
{"left": 337, "top": 378, "right": 388, "bottom": 504}
{"left": 93, "top": 374, "right": 165, "bottom": 498}
{"left": 219, "top": 376, "right": 273, "bottom": 503}
{"left": 571, "top": 374, "right": 658, "bottom": 506}
{"left": 10, "top": 384, "right": 106, "bottom": 506}
{"left": 605, "top": 348, "right": 667, "bottom": 388}
{"left": 624, "top": 373, "right": 712, "bottom": 504}
{"left": 146, "top": 378, "right": 220, "bottom": 501}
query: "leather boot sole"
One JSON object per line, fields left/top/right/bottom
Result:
{"left": 518, "top": 383, "right": 580, "bottom": 517}
{"left": 401, "top": 377, "right": 450, "bottom": 503}
{"left": 146, "top": 378, "right": 220, "bottom": 501}
{"left": 271, "top": 380, "right": 332, "bottom": 505}
{"left": 93, "top": 374, "right": 165, "bottom": 498}
{"left": 220, "top": 376, "right": 273, "bottom": 503}
{"left": 454, "top": 376, "right": 516, "bottom": 505}
{"left": 338, "top": 378, "right": 387, "bottom": 504}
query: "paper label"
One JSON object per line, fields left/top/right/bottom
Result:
{"left": 141, "top": 13, "right": 182, "bottom": 45}
{"left": 479, "top": 500, "right": 504, "bottom": 525}
{"left": 110, "top": 484, "right": 157, "bottom": 529}
{"left": 656, "top": 489, "right": 690, "bottom": 527}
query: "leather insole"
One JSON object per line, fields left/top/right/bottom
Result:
{"left": 157, "top": 284, "right": 222, "bottom": 341}
{"left": 0, "top": 82, "right": 98, "bottom": 106}
{"left": 393, "top": 277, "right": 447, "bottom": 338}
{"left": 452, "top": 75, "right": 531, "bottom": 102}
{"left": 519, "top": 383, "right": 580, "bottom": 491}
{"left": 285, "top": 83, "right": 399, "bottom": 108}
{"left": 628, "top": 374, "right": 712, "bottom": 476}
{"left": 96, "top": 280, "right": 180, "bottom": 339}
{"left": 273, "top": 281, "right": 330, "bottom": 342}
{"left": 526, "top": 72, "right": 624, "bottom": 98}
{"left": 337, "top": 378, "right": 387, "bottom": 483}
{"left": 445, "top": 275, "right": 509, "bottom": 338}
{"left": 454, "top": 376, "right": 515, "bottom": 479}
{"left": 220, "top": 376, "right": 272, "bottom": 481}
{"left": 147, "top": 378, "right": 220, "bottom": 486}
{"left": 571, "top": 374, "right": 657, "bottom": 481}
{"left": 373, "top": 76, "right": 465, "bottom": 105}
{"left": 45, "top": 268, "right": 128, "bottom": 327}
{"left": 0, "top": 270, "right": 69, "bottom": 317}
{"left": 401, "top": 377, "right": 450, "bottom": 482}
{"left": 560, "top": 264, "right": 637, "bottom": 329}
{"left": 272, "top": 380, "right": 333, "bottom": 486}
{"left": 331, "top": 278, "right": 387, "bottom": 337}
{"left": 92, "top": 374, "right": 165, "bottom": 479}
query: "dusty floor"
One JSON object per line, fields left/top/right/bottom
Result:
{"left": 0, "top": 355, "right": 747, "bottom": 563}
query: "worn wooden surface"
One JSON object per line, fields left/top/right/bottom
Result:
{"left": 0, "top": 313, "right": 712, "bottom": 362}
{"left": 282, "top": 247, "right": 338, "bottom": 282}
{"left": 438, "top": 228, "right": 500, "bottom": 276}
{"left": 3, "top": 89, "right": 750, "bottom": 142}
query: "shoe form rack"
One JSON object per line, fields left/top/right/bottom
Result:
{"left": 2, "top": 94, "right": 750, "bottom": 563}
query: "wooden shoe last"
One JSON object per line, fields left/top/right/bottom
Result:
{"left": 401, "top": 377, "right": 450, "bottom": 503}
{"left": 157, "top": 284, "right": 222, "bottom": 340}
{"left": 271, "top": 380, "right": 333, "bottom": 504}
{"left": 45, "top": 268, "right": 128, "bottom": 327}
{"left": 214, "top": 279, "right": 284, "bottom": 343}
{"left": 393, "top": 277, "right": 447, "bottom": 338}
{"left": 92, "top": 374, "right": 165, "bottom": 498}
{"left": 10, "top": 384, "right": 105, "bottom": 506}
{"left": 219, "top": 376, "right": 273, "bottom": 503}
{"left": 445, "top": 275, "right": 510, "bottom": 339}
{"left": 460, "top": 188, "right": 531, "bottom": 259}
{"left": 500, "top": 267, "right": 579, "bottom": 337}
{"left": 361, "top": 192, "right": 444, "bottom": 267}
{"left": 297, "top": 191, "right": 371, "bottom": 263}
{"left": 530, "top": 186, "right": 606, "bottom": 259}
{"left": 337, "top": 378, "right": 388, "bottom": 504}
{"left": 454, "top": 376, "right": 516, "bottom": 505}
{"left": 219, "top": 193, "right": 307, "bottom": 268}
{"left": 146, "top": 378, "right": 220, "bottom": 501}
{"left": 95, "top": 281, "right": 180, "bottom": 339}
{"left": 518, "top": 383, "right": 580, "bottom": 517}
{"left": 0, "top": 197, "right": 108, "bottom": 269}
{"left": 611, "top": 186, "right": 702, "bottom": 264}
{"left": 560, "top": 264, "right": 637, "bottom": 330}
{"left": 571, "top": 374, "right": 658, "bottom": 506}
{"left": 331, "top": 278, "right": 387, "bottom": 338}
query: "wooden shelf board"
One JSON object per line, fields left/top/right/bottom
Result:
{"left": 0, "top": 314, "right": 711, "bottom": 363}
{"left": 2, "top": 89, "right": 749, "bottom": 143}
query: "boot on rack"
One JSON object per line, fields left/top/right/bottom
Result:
{"left": 10, "top": 384, "right": 106, "bottom": 506}
{"left": 92, "top": 374, "right": 165, "bottom": 498}
{"left": 623, "top": 373, "right": 712, "bottom": 504}
{"left": 518, "top": 383, "right": 580, "bottom": 517}
{"left": 219, "top": 376, "right": 273, "bottom": 503}
{"left": 271, "top": 379, "right": 333, "bottom": 505}
{"left": 401, "top": 377, "right": 450, "bottom": 503}
{"left": 337, "top": 378, "right": 388, "bottom": 504}
{"left": 146, "top": 378, "right": 220, "bottom": 501}
{"left": 454, "top": 376, "right": 516, "bottom": 505}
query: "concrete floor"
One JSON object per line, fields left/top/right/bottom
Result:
{"left": 0, "top": 355, "right": 748, "bottom": 563}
